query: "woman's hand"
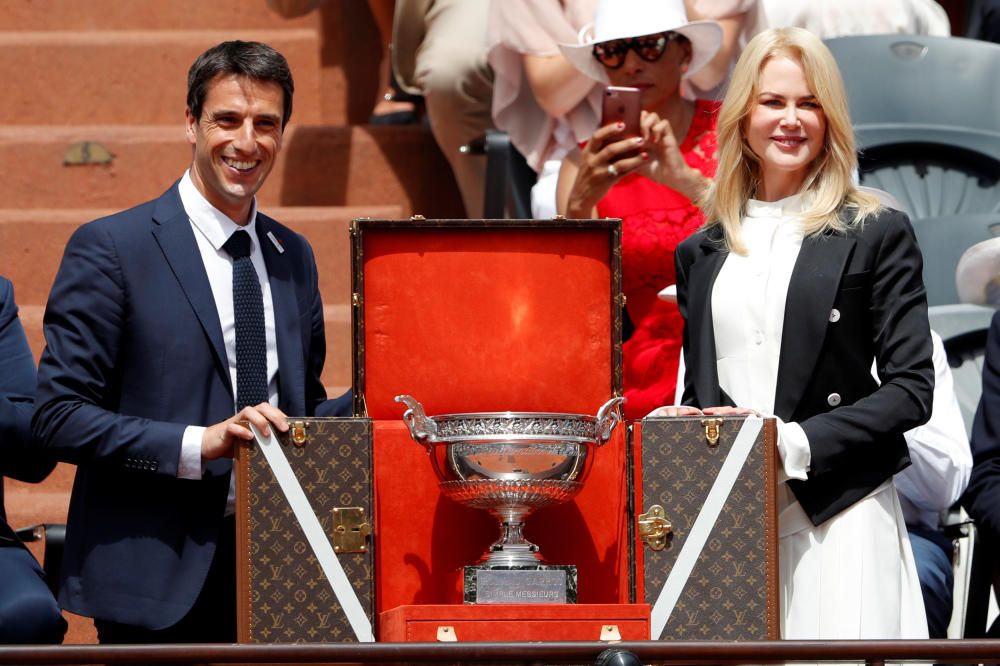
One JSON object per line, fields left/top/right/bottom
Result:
{"left": 563, "top": 122, "right": 648, "bottom": 218}
{"left": 638, "top": 110, "right": 709, "bottom": 202}
{"left": 646, "top": 405, "right": 704, "bottom": 417}
{"left": 645, "top": 405, "right": 758, "bottom": 418}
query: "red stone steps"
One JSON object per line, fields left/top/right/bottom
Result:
{"left": 0, "top": 0, "right": 387, "bottom": 127}
{"left": 0, "top": 30, "right": 324, "bottom": 126}
{"left": 0, "top": 0, "right": 319, "bottom": 30}
{"left": 0, "top": 125, "right": 464, "bottom": 216}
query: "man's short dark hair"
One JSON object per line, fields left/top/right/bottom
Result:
{"left": 187, "top": 40, "right": 294, "bottom": 128}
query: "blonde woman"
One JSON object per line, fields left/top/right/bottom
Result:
{"left": 670, "top": 27, "right": 933, "bottom": 637}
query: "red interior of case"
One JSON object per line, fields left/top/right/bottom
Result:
{"left": 380, "top": 603, "right": 650, "bottom": 642}
{"left": 360, "top": 227, "right": 614, "bottom": 419}
{"left": 373, "top": 422, "right": 632, "bottom": 617}
{"left": 363, "top": 225, "right": 631, "bottom": 618}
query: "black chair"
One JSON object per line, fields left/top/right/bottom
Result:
{"left": 826, "top": 35, "right": 1000, "bottom": 221}
{"left": 462, "top": 129, "right": 537, "bottom": 219}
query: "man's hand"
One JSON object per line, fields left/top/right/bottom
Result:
{"left": 201, "top": 403, "right": 289, "bottom": 461}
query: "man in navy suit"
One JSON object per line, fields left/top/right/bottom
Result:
{"left": 32, "top": 41, "right": 345, "bottom": 643}
{"left": 0, "top": 276, "right": 66, "bottom": 644}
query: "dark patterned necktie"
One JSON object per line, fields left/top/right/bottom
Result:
{"left": 222, "top": 230, "right": 268, "bottom": 410}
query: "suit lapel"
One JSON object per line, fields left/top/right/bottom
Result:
{"left": 151, "top": 184, "right": 232, "bottom": 397}
{"left": 774, "top": 233, "right": 855, "bottom": 418}
{"left": 257, "top": 217, "right": 305, "bottom": 415}
{"left": 687, "top": 234, "right": 728, "bottom": 407}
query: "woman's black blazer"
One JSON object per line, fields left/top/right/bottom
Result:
{"left": 674, "top": 207, "right": 934, "bottom": 525}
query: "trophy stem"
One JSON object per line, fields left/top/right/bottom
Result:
{"left": 484, "top": 505, "right": 544, "bottom": 566}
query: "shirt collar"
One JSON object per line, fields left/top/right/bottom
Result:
{"left": 178, "top": 170, "right": 259, "bottom": 253}
{"left": 745, "top": 191, "right": 814, "bottom": 219}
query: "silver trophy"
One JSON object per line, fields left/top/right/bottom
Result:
{"left": 396, "top": 394, "right": 624, "bottom": 603}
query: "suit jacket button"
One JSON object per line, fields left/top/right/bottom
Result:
{"left": 827, "top": 392, "right": 842, "bottom": 406}
{"left": 829, "top": 308, "right": 841, "bottom": 323}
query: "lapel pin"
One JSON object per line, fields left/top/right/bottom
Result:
{"left": 266, "top": 230, "right": 285, "bottom": 254}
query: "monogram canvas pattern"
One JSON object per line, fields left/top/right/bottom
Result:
{"left": 238, "top": 418, "right": 374, "bottom": 643}
{"left": 640, "top": 416, "right": 778, "bottom": 640}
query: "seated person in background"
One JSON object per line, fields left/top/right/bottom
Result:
{"left": 959, "top": 237, "right": 1000, "bottom": 636}
{"left": 760, "top": 0, "right": 950, "bottom": 37}
{"left": 556, "top": 0, "right": 723, "bottom": 421}
{"left": 487, "top": 0, "right": 600, "bottom": 218}
{"left": 0, "top": 276, "right": 66, "bottom": 644}
{"left": 267, "top": 0, "right": 494, "bottom": 217}
{"left": 683, "top": 0, "right": 765, "bottom": 98}
{"left": 895, "top": 330, "right": 972, "bottom": 638}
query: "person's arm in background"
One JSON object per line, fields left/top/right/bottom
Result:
{"left": 0, "top": 277, "right": 53, "bottom": 484}
{"left": 683, "top": 0, "right": 758, "bottom": 94}
{"left": 895, "top": 331, "right": 972, "bottom": 526}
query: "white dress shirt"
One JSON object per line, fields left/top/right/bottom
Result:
{"left": 176, "top": 171, "right": 280, "bottom": 514}
{"left": 894, "top": 331, "right": 972, "bottom": 530}
{"left": 711, "top": 192, "right": 811, "bottom": 484}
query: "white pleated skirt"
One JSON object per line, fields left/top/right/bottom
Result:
{"left": 779, "top": 480, "right": 928, "bottom": 639}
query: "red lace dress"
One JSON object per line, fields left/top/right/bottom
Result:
{"left": 596, "top": 99, "right": 719, "bottom": 420}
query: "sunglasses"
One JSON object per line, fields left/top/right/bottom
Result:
{"left": 592, "top": 32, "right": 679, "bottom": 69}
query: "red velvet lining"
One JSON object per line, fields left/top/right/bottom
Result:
{"left": 373, "top": 422, "right": 632, "bottom": 614}
{"left": 361, "top": 228, "right": 614, "bottom": 420}
{"left": 379, "top": 603, "right": 650, "bottom": 641}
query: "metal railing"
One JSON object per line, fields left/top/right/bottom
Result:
{"left": 3, "top": 640, "right": 1000, "bottom": 665}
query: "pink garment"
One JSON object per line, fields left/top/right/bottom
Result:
{"left": 487, "top": 0, "right": 601, "bottom": 172}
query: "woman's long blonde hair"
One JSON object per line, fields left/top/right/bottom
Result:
{"left": 701, "top": 27, "right": 881, "bottom": 255}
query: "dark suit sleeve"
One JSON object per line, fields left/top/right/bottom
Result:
{"left": 963, "top": 311, "right": 1000, "bottom": 543}
{"left": 0, "top": 278, "right": 54, "bottom": 484}
{"left": 799, "top": 210, "right": 933, "bottom": 476}
{"left": 32, "top": 223, "right": 185, "bottom": 473}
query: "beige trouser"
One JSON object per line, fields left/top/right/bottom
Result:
{"left": 393, "top": 0, "right": 494, "bottom": 218}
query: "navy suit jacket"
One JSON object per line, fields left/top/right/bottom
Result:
{"left": 675, "top": 207, "right": 934, "bottom": 525}
{"left": 1, "top": 276, "right": 53, "bottom": 543}
{"left": 32, "top": 182, "right": 335, "bottom": 629}
{"left": 963, "top": 311, "right": 1000, "bottom": 545}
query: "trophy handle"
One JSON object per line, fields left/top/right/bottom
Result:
{"left": 594, "top": 396, "right": 626, "bottom": 445}
{"left": 395, "top": 394, "right": 438, "bottom": 448}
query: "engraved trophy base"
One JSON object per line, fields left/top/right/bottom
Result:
{"left": 463, "top": 564, "right": 578, "bottom": 604}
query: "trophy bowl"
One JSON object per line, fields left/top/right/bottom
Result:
{"left": 396, "top": 395, "right": 624, "bottom": 567}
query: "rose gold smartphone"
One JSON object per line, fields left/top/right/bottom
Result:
{"left": 601, "top": 86, "right": 641, "bottom": 138}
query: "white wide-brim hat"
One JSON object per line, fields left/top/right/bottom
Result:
{"left": 559, "top": 0, "right": 723, "bottom": 84}
{"left": 957, "top": 236, "right": 1000, "bottom": 307}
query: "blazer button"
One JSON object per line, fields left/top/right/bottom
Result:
{"left": 829, "top": 308, "right": 841, "bottom": 323}
{"left": 827, "top": 393, "right": 842, "bottom": 406}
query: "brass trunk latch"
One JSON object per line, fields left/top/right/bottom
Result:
{"left": 701, "top": 417, "right": 723, "bottom": 446}
{"left": 290, "top": 420, "right": 308, "bottom": 446}
{"left": 332, "top": 507, "right": 371, "bottom": 553}
{"left": 638, "top": 505, "right": 672, "bottom": 551}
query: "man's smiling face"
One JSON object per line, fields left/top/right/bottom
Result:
{"left": 185, "top": 73, "right": 284, "bottom": 225}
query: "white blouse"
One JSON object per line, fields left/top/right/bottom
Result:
{"left": 711, "top": 192, "right": 812, "bottom": 484}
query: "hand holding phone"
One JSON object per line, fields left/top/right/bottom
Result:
{"left": 601, "top": 86, "right": 641, "bottom": 138}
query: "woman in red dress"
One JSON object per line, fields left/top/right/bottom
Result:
{"left": 557, "top": 0, "right": 723, "bottom": 420}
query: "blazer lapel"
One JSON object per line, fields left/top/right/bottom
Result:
{"left": 687, "top": 234, "right": 729, "bottom": 407}
{"left": 257, "top": 218, "right": 305, "bottom": 415}
{"left": 151, "top": 184, "right": 232, "bottom": 397}
{"left": 773, "top": 233, "right": 855, "bottom": 418}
